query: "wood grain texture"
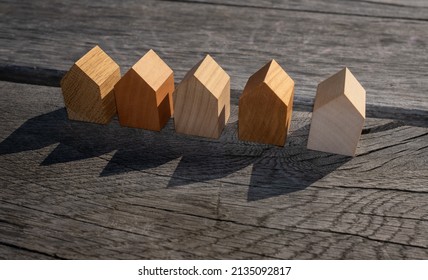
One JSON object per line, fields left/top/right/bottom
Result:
{"left": 1, "top": 0, "right": 428, "bottom": 260}
{"left": 1, "top": 0, "right": 427, "bottom": 113}
{"left": 174, "top": 55, "right": 230, "bottom": 139}
{"left": 239, "top": 60, "right": 294, "bottom": 146}
{"left": 0, "top": 243, "right": 58, "bottom": 260}
{"left": 308, "top": 68, "right": 366, "bottom": 156}
{"left": 60, "top": 45, "right": 120, "bottom": 124}
{"left": 1, "top": 81, "right": 427, "bottom": 259}
{"left": 173, "top": 0, "right": 428, "bottom": 19}
{"left": 114, "top": 49, "right": 174, "bottom": 131}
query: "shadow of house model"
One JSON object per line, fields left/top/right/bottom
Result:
{"left": 307, "top": 67, "right": 366, "bottom": 156}
{"left": 173, "top": 54, "right": 230, "bottom": 139}
{"left": 60, "top": 45, "right": 120, "bottom": 124}
{"left": 238, "top": 59, "right": 295, "bottom": 146}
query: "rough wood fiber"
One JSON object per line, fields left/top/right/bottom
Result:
{"left": 239, "top": 60, "right": 294, "bottom": 146}
{"left": 1, "top": 0, "right": 427, "bottom": 112}
{"left": 60, "top": 45, "right": 120, "bottom": 124}
{"left": 308, "top": 68, "right": 366, "bottom": 156}
{"left": 114, "top": 49, "right": 174, "bottom": 131}
{"left": 1, "top": 0, "right": 428, "bottom": 260}
{"left": 1, "top": 81, "right": 427, "bottom": 259}
{"left": 174, "top": 0, "right": 428, "bottom": 20}
{"left": 174, "top": 55, "right": 230, "bottom": 139}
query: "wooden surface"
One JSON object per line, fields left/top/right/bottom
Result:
{"left": 0, "top": 0, "right": 428, "bottom": 259}
{"left": 114, "top": 49, "right": 174, "bottom": 130}
{"left": 174, "top": 55, "right": 230, "bottom": 139}
{"left": 1, "top": 0, "right": 428, "bottom": 112}
{"left": 239, "top": 60, "right": 294, "bottom": 146}
{"left": 60, "top": 45, "right": 120, "bottom": 124}
{"left": 308, "top": 68, "right": 366, "bottom": 156}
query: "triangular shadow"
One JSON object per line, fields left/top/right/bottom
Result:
{"left": 247, "top": 124, "right": 352, "bottom": 201}
{"left": 0, "top": 108, "right": 182, "bottom": 175}
{"left": 1, "top": 108, "right": 351, "bottom": 197}
{"left": 40, "top": 142, "right": 89, "bottom": 165}
{"left": 167, "top": 152, "right": 256, "bottom": 187}
{"left": 167, "top": 120, "right": 259, "bottom": 187}
{"left": 0, "top": 108, "right": 68, "bottom": 156}
{"left": 100, "top": 144, "right": 182, "bottom": 177}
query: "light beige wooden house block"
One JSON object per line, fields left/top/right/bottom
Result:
{"left": 60, "top": 45, "right": 120, "bottom": 124}
{"left": 173, "top": 55, "right": 230, "bottom": 139}
{"left": 239, "top": 59, "right": 294, "bottom": 146}
{"left": 307, "top": 67, "right": 366, "bottom": 156}
{"left": 114, "top": 49, "right": 174, "bottom": 131}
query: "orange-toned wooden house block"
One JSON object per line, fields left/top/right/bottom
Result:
{"left": 239, "top": 60, "right": 295, "bottom": 146}
{"left": 114, "top": 49, "right": 174, "bottom": 131}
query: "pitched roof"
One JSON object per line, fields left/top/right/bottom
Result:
{"left": 314, "top": 67, "right": 365, "bottom": 118}
{"left": 132, "top": 49, "right": 173, "bottom": 91}
{"left": 193, "top": 55, "right": 230, "bottom": 99}
{"left": 242, "top": 59, "right": 294, "bottom": 106}
{"left": 75, "top": 45, "right": 119, "bottom": 86}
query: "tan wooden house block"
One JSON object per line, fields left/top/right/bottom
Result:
{"left": 307, "top": 67, "right": 366, "bottom": 156}
{"left": 114, "top": 49, "right": 174, "bottom": 131}
{"left": 238, "top": 60, "right": 295, "bottom": 146}
{"left": 60, "top": 45, "right": 120, "bottom": 124}
{"left": 173, "top": 55, "right": 230, "bottom": 139}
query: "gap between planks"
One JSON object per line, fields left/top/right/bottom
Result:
{"left": 160, "top": 0, "right": 428, "bottom": 22}
{"left": 0, "top": 64, "right": 426, "bottom": 127}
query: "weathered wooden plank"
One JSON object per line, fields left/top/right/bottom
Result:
{"left": 1, "top": 195, "right": 427, "bottom": 260}
{"left": 0, "top": 243, "right": 57, "bottom": 260}
{"left": 1, "top": 0, "right": 427, "bottom": 112}
{"left": 2, "top": 143, "right": 428, "bottom": 259}
{"left": 367, "top": 0, "right": 428, "bottom": 8}
{"left": 3, "top": 198, "right": 426, "bottom": 260}
{"left": 1, "top": 81, "right": 427, "bottom": 259}
{"left": 173, "top": 0, "right": 428, "bottom": 20}
{"left": 0, "top": 66, "right": 426, "bottom": 128}
{"left": 2, "top": 153, "right": 428, "bottom": 260}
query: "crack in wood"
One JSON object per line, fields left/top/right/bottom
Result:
{"left": 1, "top": 65, "right": 427, "bottom": 127}
{"left": 1, "top": 61, "right": 427, "bottom": 259}
{"left": 0, "top": 241, "right": 65, "bottom": 260}
{"left": 161, "top": 0, "right": 428, "bottom": 21}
